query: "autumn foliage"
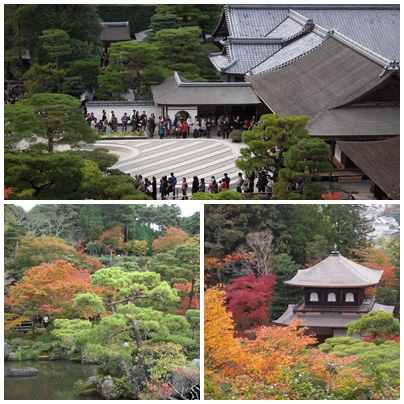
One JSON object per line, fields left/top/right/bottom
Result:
{"left": 204, "top": 252, "right": 255, "bottom": 287}
{"left": 322, "top": 191, "right": 343, "bottom": 200}
{"left": 5, "top": 260, "right": 92, "bottom": 324}
{"left": 226, "top": 274, "right": 276, "bottom": 330}
{"left": 97, "top": 226, "right": 124, "bottom": 251}
{"left": 152, "top": 226, "right": 190, "bottom": 253}
{"left": 4, "top": 186, "right": 13, "bottom": 199}
{"left": 204, "top": 286, "right": 377, "bottom": 400}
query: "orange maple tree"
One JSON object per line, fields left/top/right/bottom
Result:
{"left": 152, "top": 226, "right": 190, "bottom": 253}
{"left": 205, "top": 286, "right": 368, "bottom": 399}
{"left": 97, "top": 226, "right": 125, "bottom": 251}
{"left": 5, "top": 260, "right": 92, "bottom": 331}
{"left": 12, "top": 234, "right": 103, "bottom": 278}
{"left": 348, "top": 247, "right": 398, "bottom": 292}
{"left": 204, "top": 286, "right": 244, "bottom": 375}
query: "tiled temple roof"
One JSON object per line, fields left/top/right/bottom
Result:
{"left": 100, "top": 21, "right": 131, "bottom": 42}
{"left": 210, "top": 5, "right": 399, "bottom": 75}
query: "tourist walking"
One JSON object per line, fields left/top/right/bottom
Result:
{"left": 181, "top": 177, "right": 188, "bottom": 200}
{"left": 236, "top": 172, "right": 244, "bottom": 193}
{"left": 147, "top": 113, "right": 156, "bottom": 138}
{"left": 208, "top": 176, "right": 218, "bottom": 193}
{"left": 160, "top": 176, "right": 168, "bottom": 200}
{"left": 192, "top": 176, "right": 199, "bottom": 194}
{"left": 205, "top": 117, "right": 212, "bottom": 138}
{"left": 158, "top": 118, "right": 165, "bottom": 139}
{"left": 152, "top": 177, "right": 157, "bottom": 200}
{"left": 121, "top": 113, "right": 129, "bottom": 132}
{"left": 199, "top": 178, "right": 206, "bottom": 192}
{"left": 181, "top": 119, "right": 189, "bottom": 139}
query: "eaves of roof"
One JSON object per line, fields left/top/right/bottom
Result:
{"left": 284, "top": 252, "right": 383, "bottom": 288}
{"left": 337, "top": 136, "right": 400, "bottom": 198}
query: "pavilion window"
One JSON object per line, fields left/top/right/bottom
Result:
{"left": 310, "top": 292, "right": 318, "bottom": 301}
{"left": 327, "top": 292, "right": 336, "bottom": 302}
{"left": 345, "top": 292, "right": 354, "bottom": 302}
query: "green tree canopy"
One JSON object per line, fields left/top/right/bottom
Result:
{"left": 4, "top": 152, "right": 85, "bottom": 200}
{"left": 347, "top": 311, "right": 400, "bottom": 340}
{"left": 274, "top": 138, "right": 332, "bottom": 200}
{"left": 38, "top": 29, "right": 71, "bottom": 93}
{"left": 5, "top": 93, "right": 99, "bottom": 152}
{"left": 236, "top": 114, "right": 310, "bottom": 181}
{"left": 154, "top": 26, "right": 205, "bottom": 81}
{"left": 4, "top": 5, "right": 101, "bottom": 72}
{"left": 98, "top": 41, "right": 167, "bottom": 100}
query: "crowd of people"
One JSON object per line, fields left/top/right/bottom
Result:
{"left": 82, "top": 106, "right": 261, "bottom": 140}
{"left": 80, "top": 108, "right": 276, "bottom": 199}
{"left": 131, "top": 170, "right": 275, "bottom": 200}
{"left": 4, "top": 87, "right": 26, "bottom": 104}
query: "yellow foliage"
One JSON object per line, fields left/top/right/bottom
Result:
{"left": 204, "top": 286, "right": 370, "bottom": 400}
{"left": 204, "top": 287, "right": 244, "bottom": 375}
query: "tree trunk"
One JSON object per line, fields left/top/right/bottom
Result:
{"left": 130, "top": 317, "right": 145, "bottom": 365}
{"left": 188, "top": 278, "right": 195, "bottom": 309}
{"left": 48, "top": 136, "right": 54, "bottom": 152}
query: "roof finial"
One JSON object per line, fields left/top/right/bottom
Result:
{"left": 331, "top": 245, "right": 340, "bottom": 255}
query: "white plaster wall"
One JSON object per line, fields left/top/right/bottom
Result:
{"left": 167, "top": 106, "right": 198, "bottom": 121}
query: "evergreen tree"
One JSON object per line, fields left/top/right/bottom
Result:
{"left": 38, "top": 29, "right": 71, "bottom": 93}
{"left": 236, "top": 114, "right": 310, "bottom": 182}
{"left": 154, "top": 26, "right": 205, "bottom": 81}
{"left": 98, "top": 41, "right": 167, "bottom": 100}
{"left": 5, "top": 93, "right": 99, "bottom": 152}
{"left": 274, "top": 138, "right": 332, "bottom": 200}
{"left": 322, "top": 205, "right": 371, "bottom": 255}
{"left": 4, "top": 152, "right": 85, "bottom": 199}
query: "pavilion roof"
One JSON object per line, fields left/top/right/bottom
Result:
{"left": 273, "top": 303, "right": 395, "bottom": 327}
{"left": 273, "top": 304, "right": 363, "bottom": 327}
{"left": 285, "top": 251, "right": 383, "bottom": 288}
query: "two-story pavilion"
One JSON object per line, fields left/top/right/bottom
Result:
{"left": 273, "top": 250, "right": 395, "bottom": 342}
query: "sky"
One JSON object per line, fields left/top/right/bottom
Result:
{"left": 8, "top": 202, "right": 200, "bottom": 217}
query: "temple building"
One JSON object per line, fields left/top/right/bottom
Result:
{"left": 100, "top": 21, "right": 131, "bottom": 49}
{"left": 273, "top": 250, "right": 395, "bottom": 342}
{"left": 209, "top": 5, "right": 400, "bottom": 198}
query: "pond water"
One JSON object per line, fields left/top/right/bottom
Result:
{"left": 4, "top": 360, "right": 100, "bottom": 400}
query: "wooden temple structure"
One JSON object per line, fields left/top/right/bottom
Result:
{"left": 273, "top": 250, "right": 395, "bottom": 342}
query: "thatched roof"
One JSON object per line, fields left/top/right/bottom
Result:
{"left": 337, "top": 136, "right": 400, "bottom": 199}
{"left": 285, "top": 251, "right": 383, "bottom": 288}
{"left": 152, "top": 72, "right": 262, "bottom": 106}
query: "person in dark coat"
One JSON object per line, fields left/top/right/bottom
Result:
{"left": 199, "top": 178, "right": 206, "bottom": 192}
{"left": 191, "top": 176, "right": 199, "bottom": 194}
{"left": 160, "top": 176, "right": 168, "bottom": 200}
{"left": 152, "top": 176, "right": 157, "bottom": 200}
{"left": 222, "top": 117, "right": 230, "bottom": 139}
